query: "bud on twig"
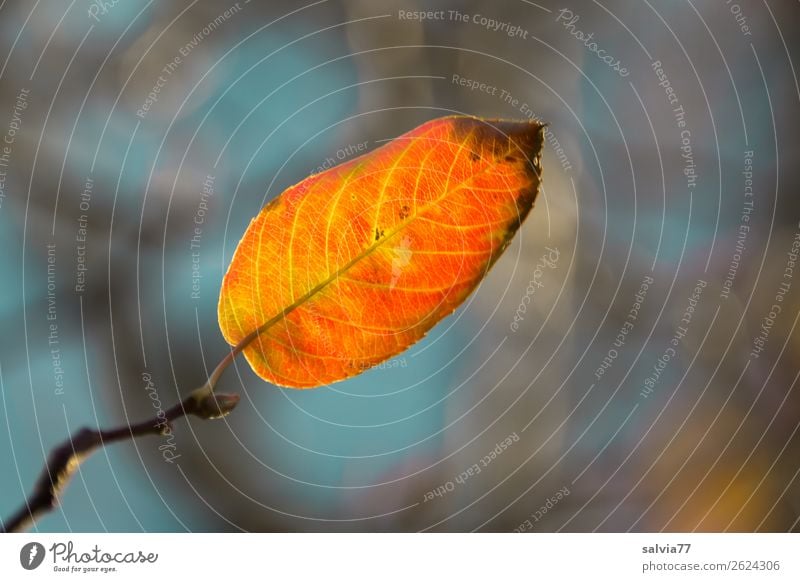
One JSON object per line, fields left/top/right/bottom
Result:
{"left": 186, "top": 381, "right": 240, "bottom": 420}
{"left": 193, "top": 391, "right": 241, "bottom": 420}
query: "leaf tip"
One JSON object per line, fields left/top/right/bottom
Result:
{"left": 449, "top": 115, "right": 546, "bottom": 172}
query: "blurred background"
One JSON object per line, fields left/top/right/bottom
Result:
{"left": 0, "top": 0, "right": 799, "bottom": 532}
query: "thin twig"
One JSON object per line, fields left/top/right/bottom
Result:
{"left": 1, "top": 339, "right": 250, "bottom": 534}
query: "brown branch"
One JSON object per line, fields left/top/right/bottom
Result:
{"left": 1, "top": 344, "right": 247, "bottom": 534}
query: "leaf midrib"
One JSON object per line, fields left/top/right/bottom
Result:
{"left": 231, "top": 131, "right": 534, "bottom": 353}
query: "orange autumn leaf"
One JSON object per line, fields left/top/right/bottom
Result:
{"left": 218, "top": 115, "right": 545, "bottom": 388}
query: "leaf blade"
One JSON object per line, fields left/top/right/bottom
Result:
{"left": 219, "top": 115, "right": 545, "bottom": 388}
